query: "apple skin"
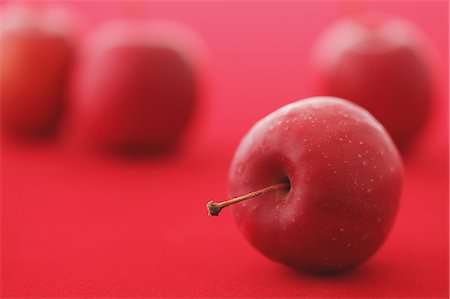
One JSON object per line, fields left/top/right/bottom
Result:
{"left": 0, "top": 5, "right": 76, "bottom": 138}
{"left": 312, "top": 16, "right": 433, "bottom": 153}
{"left": 228, "top": 97, "right": 403, "bottom": 273}
{"left": 70, "top": 21, "right": 200, "bottom": 154}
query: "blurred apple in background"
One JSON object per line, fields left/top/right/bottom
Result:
{"left": 0, "top": 4, "right": 78, "bottom": 139}
{"left": 311, "top": 15, "right": 435, "bottom": 153}
{"left": 69, "top": 20, "right": 204, "bottom": 155}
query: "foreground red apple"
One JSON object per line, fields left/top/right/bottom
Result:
{"left": 0, "top": 5, "right": 76, "bottom": 138}
{"left": 312, "top": 16, "right": 434, "bottom": 152}
{"left": 208, "top": 97, "right": 403, "bottom": 273}
{"left": 70, "top": 20, "right": 202, "bottom": 154}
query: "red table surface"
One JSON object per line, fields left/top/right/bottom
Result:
{"left": 1, "top": 1, "right": 449, "bottom": 298}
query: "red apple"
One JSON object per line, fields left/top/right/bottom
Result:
{"left": 70, "top": 20, "right": 203, "bottom": 154}
{"left": 208, "top": 97, "right": 403, "bottom": 273}
{"left": 0, "top": 5, "right": 76, "bottom": 138}
{"left": 312, "top": 15, "right": 434, "bottom": 153}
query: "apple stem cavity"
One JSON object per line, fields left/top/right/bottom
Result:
{"left": 206, "top": 183, "right": 290, "bottom": 216}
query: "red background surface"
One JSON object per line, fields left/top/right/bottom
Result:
{"left": 1, "top": 1, "right": 449, "bottom": 297}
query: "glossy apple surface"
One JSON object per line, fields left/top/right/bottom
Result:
{"left": 312, "top": 16, "right": 433, "bottom": 152}
{"left": 70, "top": 21, "right": 200, "bottom": 154}
{"left": 0, "top": 5, "right": 76, "bottom": 138}
{"left": 228, "top": 97, "right": 403, "bottom": 273}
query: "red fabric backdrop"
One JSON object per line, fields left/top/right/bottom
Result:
{"left": 2, "top": 1, "right": 448, "bottom": 297}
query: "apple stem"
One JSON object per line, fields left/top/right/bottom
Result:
{"left": 206, "top": 183, "right": 290, "bottom": 216}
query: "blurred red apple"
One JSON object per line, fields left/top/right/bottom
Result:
{"left": 0, "top": 5, "right": 77, "bottom": 139}
{"left": 312, "top": 15, "right": 434, "bottom": 153}
{"left": 70, "top": 20, "right": 204, "bottom": 155}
